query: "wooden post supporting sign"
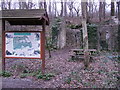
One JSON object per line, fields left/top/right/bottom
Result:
{"left": 2, "top": 20, "right": 5, "bottom": 71}
{"left": 41, "top": 20, "right": 46, "bottom": 74}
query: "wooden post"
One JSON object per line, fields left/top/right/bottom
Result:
{"left": 2, "top": 20, "right": 5, "bottom": 71}
{"left": 41, "top": 20, "right": 46, "bottom": 74}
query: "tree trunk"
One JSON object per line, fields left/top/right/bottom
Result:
{"left": 99, "top": 1, "right": 102, "bottom": 22}
{"left": 22, "top": 2, "right": 28, "bottom": 9}
{"left": 103, "top": 0, "right": 106, "bottom": 19}
{"left": 18, "top": 0, "right": 28, "bottom": 9}
{"left": 111, "top": 1, "right": 115, "bottom": 16}
{"left": 117, "top": 1, "right": 120, "bottom": 53}
{"left": 58, "top": 17, "right": 66, "bottom": 49}
{"left": 44, "top": 0, "right": 47, "bottom": 11}
{"left": 0, "top": 20, "right": 1, "bottom": 88}
{"left": 64, "top": 1, "right": 67, "bottom": 16}
{"left": 60, "top": 0, "right": 64, "bottom": 17}
{"left": 39, "top": 2, "right": 43, "bottom": 9}
{"left": 49, "top": 0, "right": 52, "bottom": 17}
{"left": 54, "top": 2, "right": 57, "bottom": 17}
{"left": 28, "top": 0, "right": 33, "bottom": 9}
{"left": 1, "top": 1, "right": 6, "bottom": 10}
{"left": 8, "top": 1, "right": 11, "bottom": 9}
{"left": 117, "top": 1, "right": 120, "bottom": 69}
{"left": 18, "top": 1, "right": 22, "bottom": 9}
{"left": 88, "top": 0, "right": 92, "bottom": 19}
{"left": 86, "top": 2, "right": 89, "bottom": 23}
{"left": 69, "top": 2, "right": 73, "bottom": 17}
{"left": 81, "top": 1, "right": 89, "bottom": 68}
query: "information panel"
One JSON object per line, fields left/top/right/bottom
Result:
{"left": 5, "top": 32, "right": 41, "bottom": 58}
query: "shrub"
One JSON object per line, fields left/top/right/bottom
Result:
{"left": 0, "top": 71, "right": 12, "bottom": 77}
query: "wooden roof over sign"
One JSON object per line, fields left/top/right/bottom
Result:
{"left": 0, "top": 9, "right": 49, "bottom": 25}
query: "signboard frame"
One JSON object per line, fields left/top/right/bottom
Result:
{"left": 1, "top": 9, "right": 49, "bottom": 73}
{"left": 4, "top": 31, "right": 42, "bottom": 59}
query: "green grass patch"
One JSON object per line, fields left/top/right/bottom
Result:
{"left": 0, "top": 71, "right": 12, "bottom": 77}
{"left": 65, "top": 77, "right": 72, "bottom": 84}
{"left": 19, "top": 70, "right": 55, "bottom": 80}
{"left": 37, "top": 72, "right": 55, "bottom": 80}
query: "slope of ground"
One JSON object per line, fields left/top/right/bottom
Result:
{"left": 2, "top": 48, "right": 119, "bottom": 88}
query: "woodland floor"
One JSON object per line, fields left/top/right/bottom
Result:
{"left": 1, "top": 47, "right": 119, "bottom": 88}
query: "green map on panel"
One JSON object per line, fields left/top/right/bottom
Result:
{"left": 13, "top": 36, "right": 32, "bottom": 50}
{"left": 14, "top": 33, "right": 31, "bottom": 35}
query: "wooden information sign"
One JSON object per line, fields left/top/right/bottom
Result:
{"left": 5, "top": 31, "right": 41, "bottom": 59}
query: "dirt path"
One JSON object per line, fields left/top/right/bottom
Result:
{"left": 2, "top": 78, "right": 43, "bottom": 88}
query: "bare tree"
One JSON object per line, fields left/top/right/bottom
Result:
{"left": 88, "top": 0, "right": 93, "bottom": 19}
{"left": 54, "top": 2, "right": 57, "bottom": 17}
{"left": 27, "top": 0, "right": 34, "bottom": 9}
{"left": 99, "top": 1, "right": 103, "bottom": 21}
{"left": 67, "top": 1, "right": 74, "bottom": 17}
{"left": 111, "top": 0, "right": 115, "bottom": 16}
{"left": 18, "top": 0, "right": 28, "bottom": 9}
{"left": 1, "top": 0, "right": 6, "bottom": 10}
{"left": 8, "top": 0, "right": 12, "bottom": 9}
{"left": 44, "top": 0, "right": 47, "bottom": 11}
{"left": 49, "top": 0, "right": 52, "bottom": 16}
{"left": 99, "top": 0, "right": 106, "bottom": 21}
{"left": 60, "top": 0, "right": 64, "bottom": 17}
{"left": 73, "top": 3, "right": 81, "bottom": 17}
{"left": 81, "top": 1, "right": 89, "bottom": 68}
{"left": 103, "top": 0, "right": 106, "bottom": 19}
{"left": 117, "top": 1, "right": 120, "bottom": 55}
{"left": 1, "top": 0, "right": 12, "bottom": 10}
{"left": 64, "top": 0, "right": 67, "bottom": 16}
{"left": 39, "top": 2, "right": 43, "bottom": 9}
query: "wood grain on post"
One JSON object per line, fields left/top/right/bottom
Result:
{"left": 2, "top": 20, "right": 5, "bottom": 71}
{"left": 41, "top": 20, "right": 46, "bottom": 74}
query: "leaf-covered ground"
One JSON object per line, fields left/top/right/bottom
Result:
{"left": 2, "top": 48, "right": 119, "bottom": 88}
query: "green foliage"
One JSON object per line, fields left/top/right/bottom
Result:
{"left": 46, "top": 37, "right": 54, "bottom": 58}
{"left": 20, "top": 72, "right": 36, "bottom": 78}
{"left": 56, "top": 18, "right": 61, "bottom": 22}
{"left": 68, "top": 56, "right": 76, "bottom": 62}
{"left": 100, "top": 40, "right": 108, "bottom": 50}
{"left": 12, "top": 64, "right": 31, "bottom": 74}
{"left": 51, "top": 17, "right": 61, "bottom": 49}
{"left": 46, "top": 37, "right": 53, "bottom": 50}
{"left": 23, "top": 69, "right": 30, "bottom": 73}
{"left": 0, "top": 71, "right": 12, "bottom": 77}
{"left": 87, "top": 24, "right": 98, "bottom": 49}
{"left": 67, "top": 23, "right": 98, "bottom": 49}
{"left": 67, "top": 24, "right": 81, "bottom": 29}
{"left": 65, "top": 77, "right": 72, "bottom": 84}
{"left": 37, "top": 72, "right": 55, "bottom": 80}
{"left": 19, "top": 69, "right": 55, "bottom": 80}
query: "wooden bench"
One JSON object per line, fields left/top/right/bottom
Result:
{"left": 69, "top": 49, "right": 97, "bottom": 61}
